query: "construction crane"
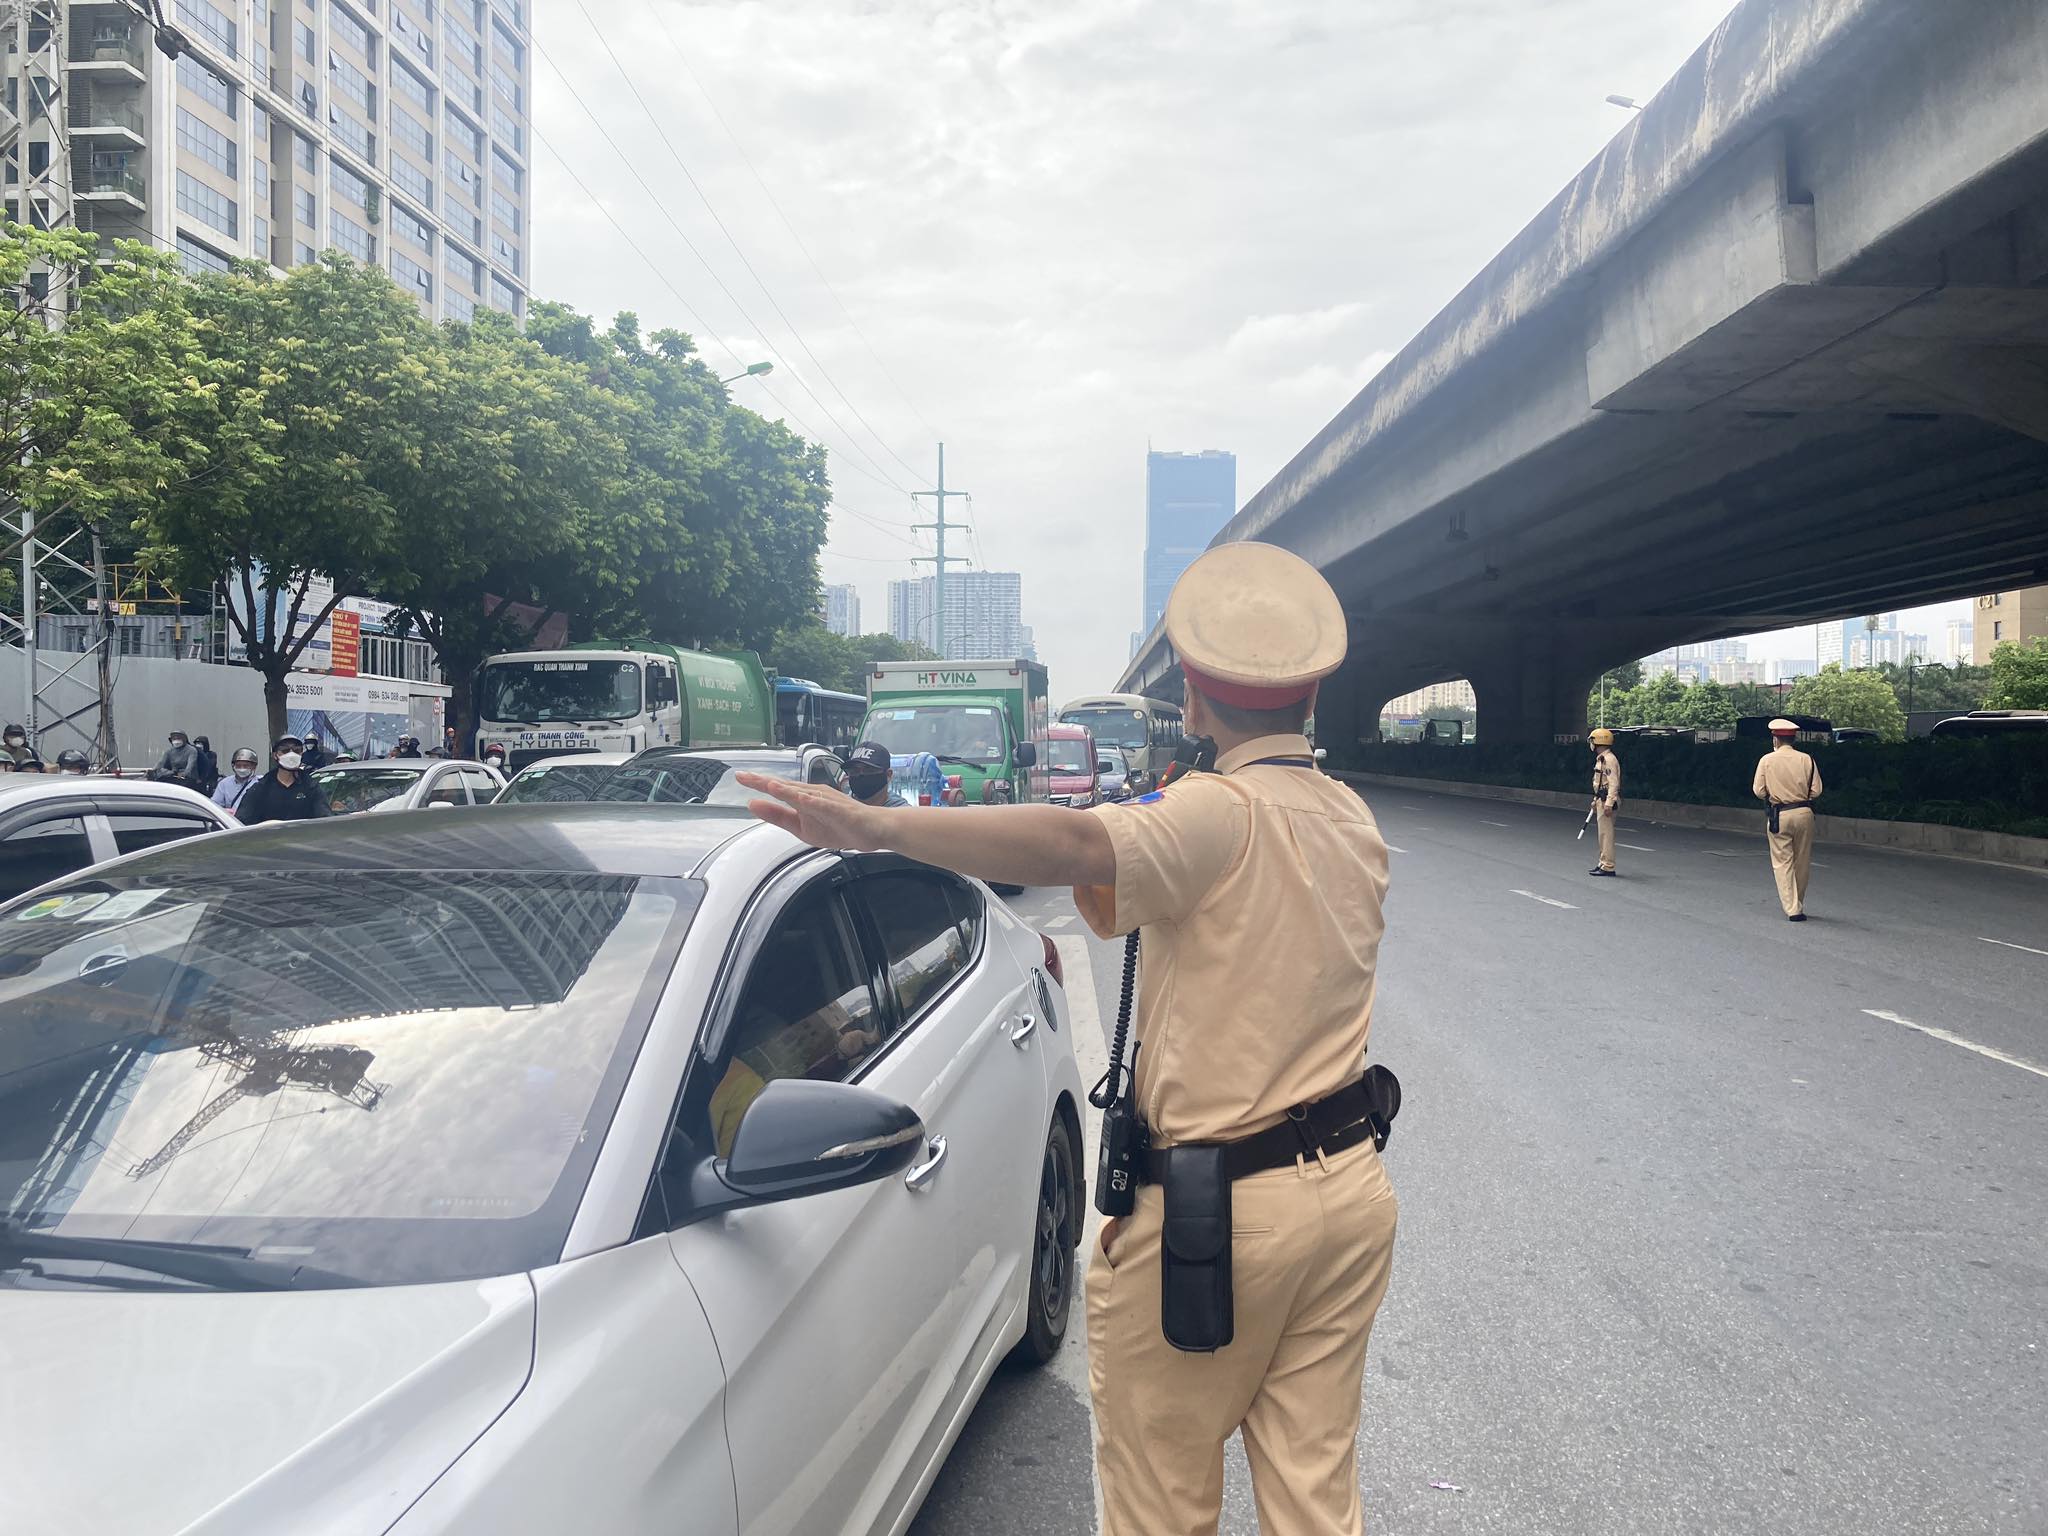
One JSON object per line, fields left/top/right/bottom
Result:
{"left": 127, "top": 1029, "right": 386, "bottom": 1180}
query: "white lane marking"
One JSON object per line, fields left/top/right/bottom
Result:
{"left": 1383, "top": 844, "right": 1409, "bottom": 854}
{"left": 1510, "top": 889, "right": 1578, "bottom": 910}
{"left": 1052, "top": 934, "right": 1106, "bottom": 1525}
{"left": 1862, "top": 1009, "right": 2048, "bottom": 1082}
{"left": 1618, "top": 842, "right": 1654, "bottom": 852}
{"left": 1980, "top": 935, "right": 2048, "bottom": 959}
{"left": 1481, "top": 820, "right": 1509, "bottom": 827}
{"left": 1044, "top": 914, "right": 1077, "bottom": 931}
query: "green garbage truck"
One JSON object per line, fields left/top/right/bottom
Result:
{"left": 860, "top": 659, "right": 1051, "bottom": 804}
{"left": 476, "top": 640, "right": 774, "bottom": 770}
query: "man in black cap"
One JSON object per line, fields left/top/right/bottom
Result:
{"left": 844, "top": 741, "right": 909, "bottom": 807}
{"left": 235, "top": 735, "right": 332, "bottom": 824}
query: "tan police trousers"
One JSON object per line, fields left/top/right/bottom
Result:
{"left": 1768, "top": 805, "right": 1815, "bottom": 916}
{"left": 1597, "top": 806, "right": 1617, "bottom": 872}
{"left": 1087, "top": 1139, "right": 1398, "bottom": 1536}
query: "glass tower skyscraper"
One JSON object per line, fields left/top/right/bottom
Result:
{"left": 1143, "top": 450, "right": 1236, "bottom": 636}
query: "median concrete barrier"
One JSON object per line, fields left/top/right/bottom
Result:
{"left": 1335, "top": 771, "right": 2048, "bottom": 872}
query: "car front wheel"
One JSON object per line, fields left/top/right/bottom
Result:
{"left": 1010, "top": 1111, "right": 1081, "bottom": 1368}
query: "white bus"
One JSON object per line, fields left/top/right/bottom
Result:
{"left": 1055, "top": 693, "right": 1184, "bottom": 786}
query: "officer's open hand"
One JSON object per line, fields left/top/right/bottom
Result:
{"left": 737, "top": 772, "right": 885, "bottom": 852}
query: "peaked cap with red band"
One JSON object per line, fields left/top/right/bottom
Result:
{"left": 1167, "top": 542, "right": 1346, "bottom": 709}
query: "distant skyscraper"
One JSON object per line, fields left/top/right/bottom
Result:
{"left": 1143, "top": 450, "right": 1236, "bottom": 636}
{"left": 1816, "top": 619, "right": 1861, "bottom": 669}
{"left": 820, "top": 583, "right": 861, "bottom": 637}
{"left": 888, "top": 572, "right": 1027, "bottom": 659}
{"left": 1943, "top": 618, "right": 1974, "bottom": 664}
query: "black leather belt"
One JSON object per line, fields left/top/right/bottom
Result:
{"left": 1134, "top": 1074, "right": 1388, "bottom": 1186}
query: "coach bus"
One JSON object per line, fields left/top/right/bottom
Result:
{"left": 774, "top": 676, "right": 867, "bottom": 749}
{"left": 1056, "top": 693, "right": 1183, "bottom": 787}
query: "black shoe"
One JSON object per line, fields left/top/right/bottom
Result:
{"left": 1788, "top": 913, "right": 1806, "bottom": 922}
{"left": 1588, "top": 867, "right": 1617, "bottom": 877}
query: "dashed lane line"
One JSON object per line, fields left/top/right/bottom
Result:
{"left": 1862, "top": 1009, "right": 2048, "bottom": 1082}
{"left": 1618, "top": 842, "right": 1655, "bottom": 852}
{"left": 1481, "top": 820, "right": 1510, "bottom": 827}
{"left": 1510, "top": 889, "right": 1578, "bottom": 910}
{"left": 1043, "top": 914, "right": 1077, "bottom": 931}
{"left": 1979, "top": 935, "right": 2048, "bottom": 959}
{"left": 1384, "top": 845, "right": 1409, "bottom": 854}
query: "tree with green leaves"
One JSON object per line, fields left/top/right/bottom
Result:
{"left": 0, "top": 224, "right": 213, "bottom": 617}
{"left": 1678, "top": 677, "right": 1738, "bottom": 732}
{"left": 1876, "top": 659, "right": 1989, "bottom": 716}
{"left": 1784, "top": 663, "right": 1907, "bottom": 740}
{"left": 367, "top": 309, "right": 632, "bottom": 737}
{"left": 142, "top": 255, "right": 432, "bottom": 738}
{"left": 1983, "top": 639, "right": 2048, "bottom": 710}
{"left": 525, "top": 306, "right": 831, "bottom": 656}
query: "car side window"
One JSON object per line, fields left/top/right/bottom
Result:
{"left": 455, "top": 768, "right": 499, "bottom": 799}
{"left": 806, "top": 755, "right": 846, "bottom": 790}
{"left": 105, "top": 812, "right": 221, "bottom": 856}
{"left": 700, "top": 884, "right": 884, "bottom": 1159}
{"left": 0, "top": 815, "right": 94, "bottom": 901}
{"left": 857, "top": 870, "right": 980, "bottom": 1025}
{"left": 425, "top": 771, "right": 468, "bottom": 806}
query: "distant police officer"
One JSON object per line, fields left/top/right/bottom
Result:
{"left": 733, "top": 542, "right": 1399, "bottom": 1536}
{"left": 1589, "top": 726, "right": 1621, "bottom": 876}
{"left": 1754, "top": 717, "right": 1823, "bottom": 921}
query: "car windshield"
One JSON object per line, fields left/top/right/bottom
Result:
{"left": 505, "top": 757, "right": 804, "bottom": 806}
{"left": 478, "top": 659, "right": 642, "bottom": 724}
{"left": 864, "top": 706, "right": 1005, "bottom": 764}
{"left": 1062, "top": 708, "right": 1150, "bottom": 748}
{"left": 1046, "top": 740, "right": 1092, "bottom": 774}
{"left": 0, "top": 869, "right": 697, "bottom": 1289}
{"left": 312, "top": 767, "right": 422, "bottom": 813}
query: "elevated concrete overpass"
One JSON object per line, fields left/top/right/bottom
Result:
{"left": 1119, "top": 0, "right": 2048, "bottom": 743}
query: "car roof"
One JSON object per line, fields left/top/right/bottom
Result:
{"left": 509, "top": 752, "right": 636, "bottom": 774}
{"left": 313, "top": 758, "right": 478, "bottom": 772}
{"left": 0, "top": 776, "right": 221, "bottom": 811}
{"left": 92, "top": 802, "right": 767, "bottom": 879}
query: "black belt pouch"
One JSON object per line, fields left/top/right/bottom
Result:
{"left": 1768, "top": 803, "right": 1782, "bottom": 835}
{"left": 1160, "top": 1144, "right": 1233, "bottom": 1353}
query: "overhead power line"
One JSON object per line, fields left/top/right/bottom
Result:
{"left": 537, "top": 35, "right": 918, "bottom": 498}
{"left": 642, "top": 3, "right": 944, "bottom": 447}
{"left": 528, "top": 127, "right": 914, "bottom": 501}
{"left": 573, "top": 0, "right": 934, "bottom": 491}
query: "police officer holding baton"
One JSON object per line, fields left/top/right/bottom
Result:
{"left": 739, "top": 543, "right": 1399, "bottom": 1535}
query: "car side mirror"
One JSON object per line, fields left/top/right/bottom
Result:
{"left": 718, "top": 1079, "right": 924, "bottom": 1205}
{"left": 1014, "top": 741, "right": 1037, "bottom": 768}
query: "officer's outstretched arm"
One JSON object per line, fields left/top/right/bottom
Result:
{"left": 738, "top": 772, "right": 1116, "bottom": 887}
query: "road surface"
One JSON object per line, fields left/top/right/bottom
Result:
{"left": 911, "top": 784, "right": 2048, "bottom": 1535}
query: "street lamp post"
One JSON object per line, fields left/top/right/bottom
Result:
{"left": 720, "top": 361, "right": 775, "bottom": 385}
{"left": 1605, "top": 94, "right": 1643, "bottom": 111}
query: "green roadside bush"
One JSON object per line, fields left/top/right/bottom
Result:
{"left": 1336, "top": 737, "right": 2048, "bottom": 838}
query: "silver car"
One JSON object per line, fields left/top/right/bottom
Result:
{"left": 311, "top": 759, "right": 506, "bottom": 815}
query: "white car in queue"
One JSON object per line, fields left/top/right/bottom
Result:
{"left": 0, "top": 801, "right": 1085, "bottom": 1536}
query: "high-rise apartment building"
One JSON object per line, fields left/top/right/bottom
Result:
{"left": 820, "top": 583, "right": 860, "bottom": 637}
{"left": 1143, "top": 450, "right": 1235, "bottom": 637}
{"left": 1943, "top": 618, "right": 1973, "bottom": 664}
{"left": 1973, "top": 586, "right": 2048, "bottom": 663}
{"left": 888, "top": 571, "right": 1027, "bottom": 660}
{"left": 10, "top": 0, "right": 531, "bottom": 322}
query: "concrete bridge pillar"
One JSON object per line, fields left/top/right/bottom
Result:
{"left": 1464, "top": 638, "right": 1605, "bottom": 745}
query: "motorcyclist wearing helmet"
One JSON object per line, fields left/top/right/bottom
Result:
{"left": 54, "top": 749, "right": 90, "bottom": 776}
{"left": 212, "top": 747, "right": 262, "bottom": 814}
{"left": 3, "top": 724, "right": 33, "bottom": 767}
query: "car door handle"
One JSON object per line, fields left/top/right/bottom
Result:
{"left": 1007, "top": 1012, "right": 1037, "bottom": 1047}
{"left": 904, "top": 1135, "right": 948, "bottom": 1193}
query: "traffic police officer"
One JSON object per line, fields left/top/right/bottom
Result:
{"left": 1588, "top": 726, "right": 1621, "bottom": 876}
{"left": 737, "top": 542, "right": 1399, "bottom": 1536}
{"left": 1754, "top": 717, "right": 1823, "bottom": 920}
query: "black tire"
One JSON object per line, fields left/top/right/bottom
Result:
{"left": 1009, "top": 1111, "right": 1082, "bottom": 1369}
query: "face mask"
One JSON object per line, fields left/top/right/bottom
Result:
{"left": 234, "top": 765, "right": 255, "bottom": 780}
{"left": 849, "top": 775, "right": 886, "bottom": 799}
{"left": 276, "top": 752, "right": 303, "bottom": 770}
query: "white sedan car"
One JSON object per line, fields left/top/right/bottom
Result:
{"left": 0, "top": 802, "right": 1085, "bottom": 1536}
{"left": 310, "top": 757, "right": 507, "bottom": 814}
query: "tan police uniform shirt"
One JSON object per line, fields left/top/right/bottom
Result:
{"left": 1593, "top": 748, "right": 1621, "bottom": 807}
{"left": 1073, "top": 734, "right": 1390, "bottom": 1146}
{"left": 1753, "top": 742, "right": 1823, "bottom": 804}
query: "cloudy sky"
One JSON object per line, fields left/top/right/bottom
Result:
{"left": 533, "top": 0, "right": 1965, "bottom": 695}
